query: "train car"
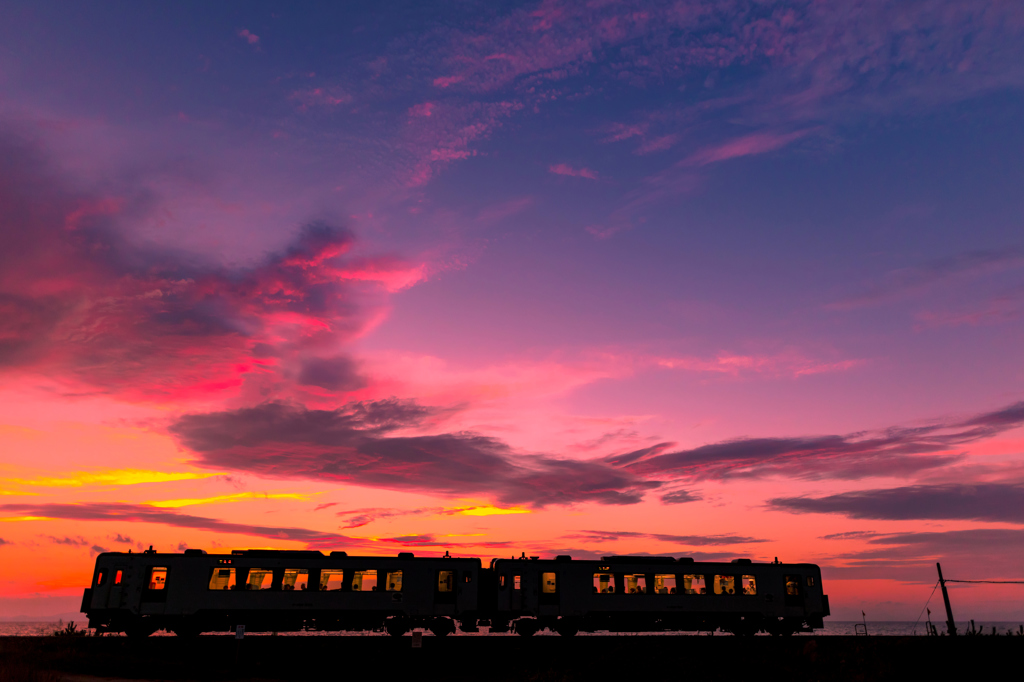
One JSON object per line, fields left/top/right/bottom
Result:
{"left": 82, "top": 548, "right": 480, "bottom": 637}
{"left": 488, "top": 555, "right": 829, "bottom": 636}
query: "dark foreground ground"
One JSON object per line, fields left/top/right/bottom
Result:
{"left": 1, "top": 636, "right": 1021, "bottom": 682}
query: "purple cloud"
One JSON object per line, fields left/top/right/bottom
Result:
{"left": 169, "top": 400, "right": 661, "bottom": 507}
{"left": 771, "top": 483, "right": 1024, "bottom": 523}
{"left": 610, "top": 402, "right": 1024, "bottom": 481}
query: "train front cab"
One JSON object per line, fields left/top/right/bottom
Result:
{"left": 489, "top": 556, "right": 829, "bottom": 636}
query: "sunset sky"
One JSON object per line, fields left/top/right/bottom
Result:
{"left": 2, "top": 0, "right": 1024, "bottom": 621}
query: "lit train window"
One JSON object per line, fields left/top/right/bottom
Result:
{"left": 654, "top": 574, "right": 676, "bottom": 594}
{"left": 500, "top": 575, "right": 507, "bottom": 588}
{"left": 682, "top": 574, "right": 706, "bottom": 594}
{"left": 114, "top": 570, "right": 123, "bottom": 585}
{"left": 806, "top": 576, "right": 815, "bottom": 587}
{"left": 147, "top": 567, "right": 168, "bottom": 590}
{"left": 386, "top": 571, "right": 403, "bottom": 592}
{"left": 713, "top": 575, "right": 736, "bottom": 595}
{"left": 320, "top": 569, "right": 345, "bottom": 591}
{"left": 541, "top": 572, "right": 557, "bottom": 594}
{"left": 742, "top": 575, "right": 757, "bottom": 595}
{"left": 96, "top": 571, "right": 106, "bottom": 586}
{"left": 283, "top": 569, "right": 308, "bottom": 591}
{"left": 624, "top": 574, "right": 647, "bottom": 594}
{"left": 247, "top": 569, "right": 273, "bottom": 590}
{"left": 593, "top": 573, "right": 614, "bottom": 593}
{"left": 513, "top": 575, "right": 521, "bottom": 590}
{"left": 438, "top": 570, "right": 455, "bottom": 592}
{"left": 785, "top": 576, "right": 801, "bottom": 596}
{"left": 208, "top": 568, "right": 236, "bottom": 590}
{"left": 352, "top": 570, "right": 378, "bottom": 591}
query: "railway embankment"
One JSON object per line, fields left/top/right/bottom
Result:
{"left": 1, "top": 635, "right": 1021, "bottom": 681}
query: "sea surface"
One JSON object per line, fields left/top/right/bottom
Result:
{"left": 3, "top": 621, "right": 1022, "bottom": 637}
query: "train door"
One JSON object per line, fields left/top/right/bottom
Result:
{"left": 435, "top": 569, "right": 457, "bottom": 615}
{"left": 784, "top": 574, "right": 804, "bottom": 609}
{"left": 510, "top": 572, "right": 523, "bottom": 611}
{"left": 538, "top": 571, "right": 559, "bottom": 616}
{"left": 106, "top": 566, "right": 128, "bottom": 608}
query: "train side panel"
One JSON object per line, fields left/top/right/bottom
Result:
{"left": 83, "top": 550, "right": 480, "bottom": 636}
{"left": 489, "top": 557, "right": 828, "bottom": 635}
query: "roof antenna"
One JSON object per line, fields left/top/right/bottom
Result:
{"left": 443, "top": 550, "right": 451, "bottom": 558}
{"left": 520, "top": 551, "right": 527, "bottom": 560}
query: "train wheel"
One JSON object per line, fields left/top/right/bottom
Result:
{"left": 124, "top": 619, "right": 157, "bottom": 639}
{"left": 385, "top": 619, "right": 409, "bottom": 638}
{"left": 429, "top": 619, "right": 454, "bottom": 637}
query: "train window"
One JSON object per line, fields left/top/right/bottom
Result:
{"left": 208, "top": 568, "right": 236, "bottom": 590}
{"left": 742, "top": 575, "right": 757, "bottom": 595}
{"left": 500, "top": 574, "right": 507, "bottom": 588}
{"left": 785, "top": 576, "right": 801, "bottom": 596}
{"left": 464, "top": 572, "right": 472, "bottom": 583}
{"left": 654, "top": 574, "right": 676, "bottom": 594}
{"left": 541, "top": 572, "right": 557, "bottom": 594}
{"left": 147, "top": 567, "right": 168, "bottom": 590}
{"left": 513, "top": 575, "right": 521, "bottom": 590}
{"left": 352, "top": 570, "right": 378, "bottom": 591}
{"left": 386, "top": 571, "right": 403, "bottom": 592}
{"left": 114, "top": 570, "right": 123, "bottom": 586}
{"left": 593, "top": 573, "right": 614, "bottom": 593}
{"left": 247, "top": 569, "right": 273, "bottom": 590}
{"left": 320, "top": 569, "right": 345, "bottom": 591}
{"left": 714, "top": 575, "right": 736, "bottom": 595}
{"left": 282, "top": 569, "right": 308, "bottom": 591}
{"left": 682, "top": 574, "right": 706, "bottom": 594}
{"left": 624, "top": 574, "right": 647, "bottom": 594}
{"left": 438, "top": 570, "right": 455, "bottom": 592}
{"left": 96, "top": 571, "right": 106, "bottom": 586}
{"left": 806, "top": 576, "right": 815, "bottom": 587}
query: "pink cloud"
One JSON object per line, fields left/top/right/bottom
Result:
{"left": 549, "top": 163, "right": 598, "bottom": 179}
{"left": 681, "top": 129, "right": 811, "bottom": 167}
{"left": 402, "top": 100, "right": 521, "bottom": 187}
{"left": 432, "top": 75, "right": 464, "bottom": 88}
{"left": 656, "top": 352, "right": 863, "bottom": 378}
{"left": 289, "top": 87, "right": 351, "bottom": 111}
{"left": 634, "top": 134, "right": 679, "bottom": 155}
{"left": 0, "top": 140, "right": 424, "bottom": 402}
{"left": 408, "top": 102, "right": 436, "bottom": 117}
{"left": 237, "top": 29, "right": 259, "bottom": 46}
{"left": 601, "top": 122, "right": 647, "bottom": 143}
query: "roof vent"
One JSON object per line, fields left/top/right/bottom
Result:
{"left": 555, "top": 555, "right": 572, "bottom": 561}
{"left": 330, "top": 551, "right": 348, "bottom": 558}
{"left": 183, "top": 549, "right": 207, "bottom": 556}
{"left": 677, "top": 557, "right": 695, "bottom": 563}
{"left": 398, "top": 552, "right": 414, "bottom": 559}
{"left": 731, "top": 558, "right": 752, "bottom": 564}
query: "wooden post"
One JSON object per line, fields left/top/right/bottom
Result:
{"left": 936, "top": 563, "right": 956, "bottom": 636}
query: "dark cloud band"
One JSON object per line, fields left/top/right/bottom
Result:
{"left": 770, "top": 483, "right": 1024, "bottom": 523}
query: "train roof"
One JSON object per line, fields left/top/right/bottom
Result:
{"left": 94, "top": 549, "right": 479, "bottom": 561}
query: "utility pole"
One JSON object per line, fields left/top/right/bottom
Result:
{"left": 936, "top": 563, "right": 956, "bottom": 636}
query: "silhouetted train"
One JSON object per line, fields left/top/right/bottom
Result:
{"left": 82, "top": 549, "right": 829, "bottom": 637}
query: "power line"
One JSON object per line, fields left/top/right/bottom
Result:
{"left": 911, "top": 580, "right": 940, "bottom": 636}
{"left": 944, "top": 579, "right": 1024, "bottom": 584}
